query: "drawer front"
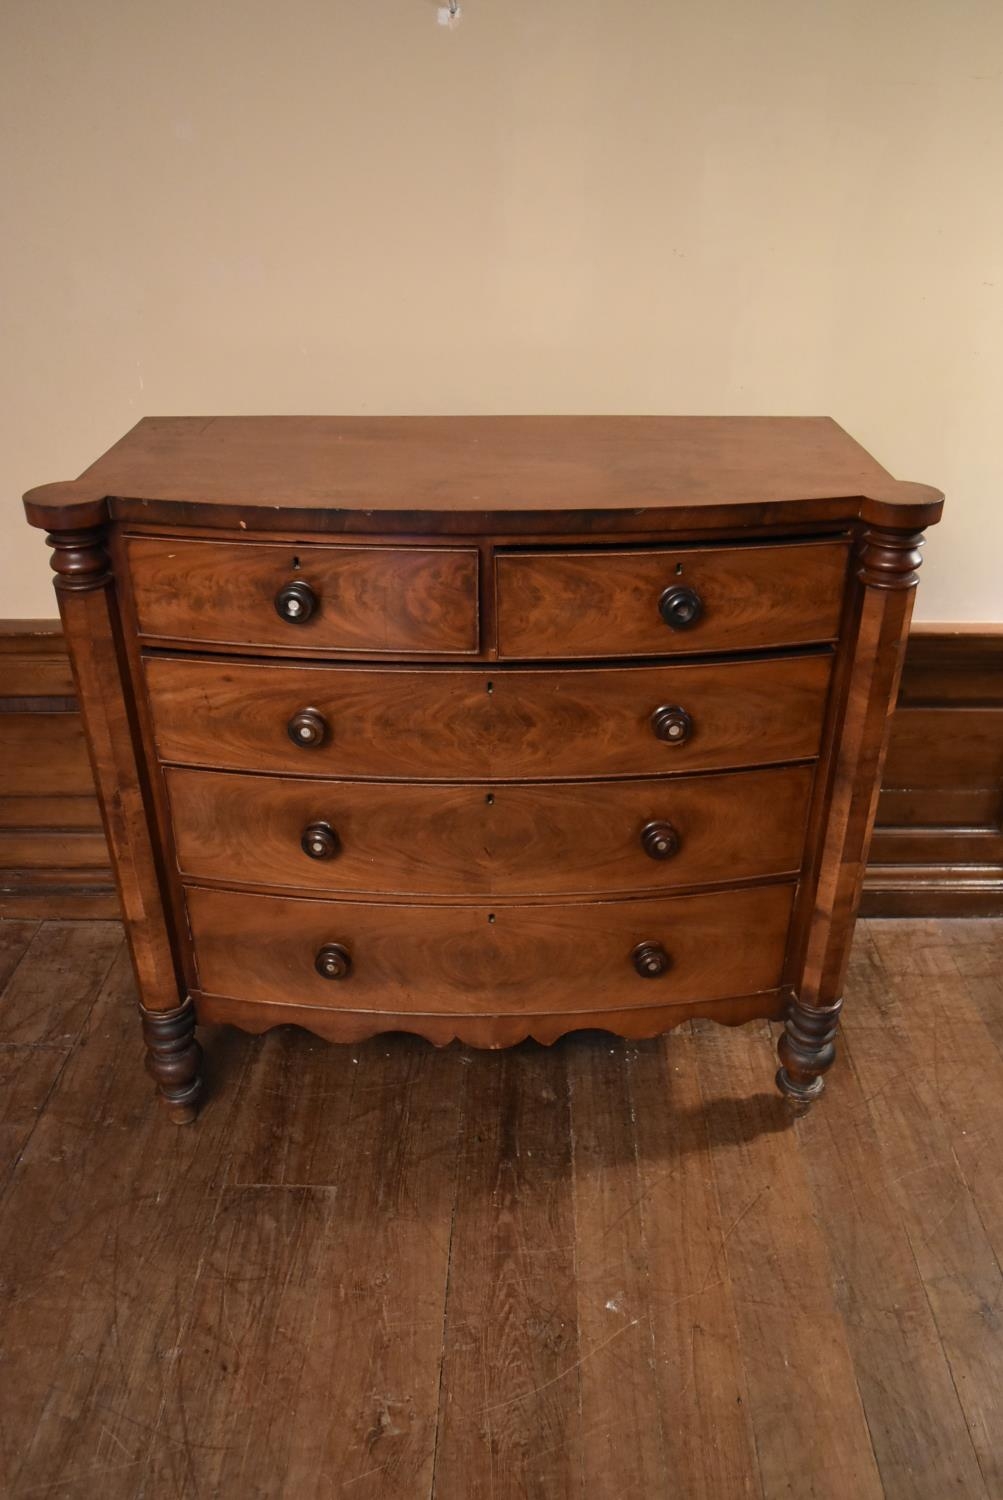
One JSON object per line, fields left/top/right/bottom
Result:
{"left": 166, "top": 764, "right": 813, "bottom": 897}
{"left": 495, "top": 540, "right": 848, "bottom": 658}
{"left": 187, "top": 882, "right": 795, "bottom": 1016}
{"left": 126, "top": 537, "right": 479, "bottom": 654}
{"left": 146, "top": 653, "right": 832, "bottom": 780}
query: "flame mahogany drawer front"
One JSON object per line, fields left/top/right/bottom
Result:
{"left": 187, "top": 883, "right": 796, "bottom": 1018}
{"left": 23, "top": 415, "right": 943, "bottom": 1121}
{"left": 164, "top": 763, "right": 814, "bottom": 898}
{"left": 495, "top": 539, "right": 849, "bottom": 659}
{"left": 144, "top": 653, "right": 833, "bottom": 780}
{"left": 126, "top": 537, "right": 480, "bottom": 655}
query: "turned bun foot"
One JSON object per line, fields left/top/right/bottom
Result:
{"left": 141, "top": 998, "right": 204, "bottom": 1124}
{"left": 775, "top": 996, "right": 843, "bottom": 1109}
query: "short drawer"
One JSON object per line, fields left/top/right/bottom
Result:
{"left": 145, "top": 653, "right": 832, "bottom": 781}
{"left": 125, "top": 536, "right": 479, "bottom": 654}
{"left": 165, "top": 763, "right": 813, "bottom": 897}
{"left": 495, "top": 539, "right": 848, "bottom": 658}
{"left": 187, "top": 882, "right": 795, "bottom": 1016}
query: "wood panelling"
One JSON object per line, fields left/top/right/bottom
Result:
{"left": 0, "top": 623, "right": 116, "bottom": 917}
{"left": 2, "top": 622, "right": 1000, "bottom": 919}
{"left": 862, "top": 627, "right": 1003, "bottom": 916}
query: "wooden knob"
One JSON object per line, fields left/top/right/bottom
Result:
{"left": 658, "top": 584, "right": 703, "bottom": 630}
{"left": 301, "top": 821, "right": 339, "bottom": 860}
{"left": 632, "top": 941, "right": 671, "bottom": 978}
{"left": 315, "top": 942, "right": 352, "bottom": 980}
{"left": 287, "top": 707, "right": 327, "bottom": 748}
{"left": 275, "top": 579, "right": 317, "bottom": 624}
{"left": 650, "top": 705, "right": 692, "bottom": 745}
{"left": 641, "top": 820, "right": 679, "bottom": 860}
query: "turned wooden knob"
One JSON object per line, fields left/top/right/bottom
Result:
{"left": 315, "top": 942, "right": 352, "bottom": 980}
{"left": 275, "top": 579, "right": 317, "bottom": 624}
{"left": 301, "top": 821, "right": 339, "bottom": 860}
{"left": 641, "top": 820, "right": 679, "bottom": 860}
{"left": 632, "top": 940, "right": 671, "bottom": 978}
{"left": 650, "top": 704, "right": 693, "bottom": 745}
{"left": 658, "top": 584, "right": 703, "bottom": 630}
{"left": 287, "top": 707, "right": 327, "bottom": 748}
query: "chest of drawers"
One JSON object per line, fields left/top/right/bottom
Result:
{"left": 23, "top": 416, "right": 943, "bottom": 1122}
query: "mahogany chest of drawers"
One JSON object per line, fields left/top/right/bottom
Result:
{"left": 23, "top": 416, "right": 943, "bottom": 1122}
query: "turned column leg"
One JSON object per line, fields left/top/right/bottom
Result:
{"left": 141, "top": 998, "right": 203, "bottom": 1124}
{"left": 779, "top": 522, "right": 927, "bottom": 1109}
{"left": 38, "top": 522, "right": 199, "bottom": 1124}
{"left": 776, "top": 996, "right": 843, "bottom": 1105}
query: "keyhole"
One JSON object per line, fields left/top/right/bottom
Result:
{"left": 486, "top": 680, "right": 494, "bottom": 695}
{"left": 485, "top": 793, "right": 495, "bottom": 805}
{"left": 487, "top": 913, "right": 496, "bottom": 923}
{"left": 675, "top": 562, "right": 683, "bottom": 575}
{"left": 292, "top": 555, "right": 301, "bottom": 570}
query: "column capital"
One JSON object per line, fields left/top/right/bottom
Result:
{"left": 45, "top": 527, "right": 111, "bottom": 593}
{"left": 856, "top": 526, "right": 925, "bottom": 591}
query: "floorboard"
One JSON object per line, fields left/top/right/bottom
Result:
{"left": 568, "top": 1035, "right": 668, "bottom": 1499}
{"left": 0, "top": 917, "right": 1000, "bottom": 1499}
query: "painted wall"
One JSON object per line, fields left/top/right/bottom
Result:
{"left": 2, "top": 0, "right": 1001, "bottom": 620}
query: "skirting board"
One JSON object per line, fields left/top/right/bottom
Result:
{"left": 1, "top": 620, "right": 1000, "bottom": 920}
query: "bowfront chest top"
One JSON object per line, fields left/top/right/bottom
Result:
{"left": 24, "top": 416, "right": 943, "bottom": 1122}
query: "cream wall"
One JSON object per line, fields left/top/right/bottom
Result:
{"left": 2, "top": 0, "right": 1001, "bottom": 620}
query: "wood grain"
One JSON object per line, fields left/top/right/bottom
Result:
{"left": 628, "top": 1034, "right": 763, "bottom": 1496}
{"left": 19, "top": 416, "right": 945, "bottom": 1117}
{"left": 0, "top": 918, "right": 122, "bottom": 1048}
{"left": 695, "top": 1020, "right": 886, "bottom": 1499}
{"left": 169, "top": 1036, "right": 464, "bottom": 1496}
{"left": 7, "top": 620, "right": 992, "bottom": 924}
{"left": 146, "top": 652, "right": 832, "bottom": 782}
{"left": 881, "top": 707, "right": 1003, "bottom": 787}
{"left": 1, "top": 915, "right": 999, "bottom": 1497}
{"left": 796, "top": 933, "right": 991, "bottom": 1498}
{"left": 567, "top": 1036, "right": 670, "bottom": 1498}
{"left": 165, "top": 763, "right": 813, "bottom": 898}
{"left": 127, "top": 535, "right": 480, "bottom": 654}
{"left": 864, "top": 627, "right": 1003, "bottom": 916}
{"left": 46, "top": 529, "right": 183, "bottom": 1017}
{"left": 496, "top": 540, "right": 848, "bottom": 658}
{"left": 194, "top": 989, "right": 786, "bottom": 1048}
{"left": 796, "top": 531, "right": 922, "bottom": 1002}
{"left": 0, "top": 621, "right": 115, "bottom": 917}
{"left": 0, "top": 828, "right": 109, "bottom": 869}
{"left": 0, "top": 618, "right": 76, "bottom": 695}
{"left": 186, "top": 882, "right": 794, "bottom": 1021}
{"left": 433, "top": 1044, "right": 583, "bottom": 1499}
{"left": 840, "top": 922, "right": 1003, "bottom": 1490}
{"left": 0, "top": 941, "right": 250, "bottom": 1495}
{"left": 0, "top": 710, "right": 95, "bottom": 796}
{"left": 23, "top": 415, "right": 944, "bottom": 534}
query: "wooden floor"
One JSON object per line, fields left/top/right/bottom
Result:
{"left": 0, "top": 919, "right": 1001, "bottom": 1498}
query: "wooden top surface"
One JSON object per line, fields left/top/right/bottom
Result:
{"left": 23, "top": 415, "right": 944, "bottom": 533}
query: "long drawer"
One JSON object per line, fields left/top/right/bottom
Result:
{"left": 126, "top": 536, "right": 480, "bottom": 655}
{"left": 165, "top": 763, "right": 814, "bottom": 897}
{"left": 187, "top": 882, "right": 795, "bottom": 1016}
{"left": 495, "top": 539, "right": 848, "bottom": 658}
{"left": 145, "top": 653, "right": 832, "bottom": 781}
